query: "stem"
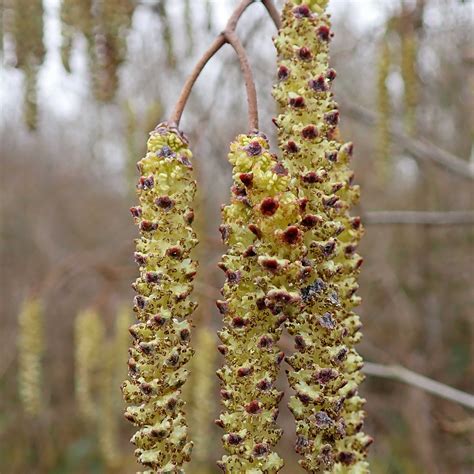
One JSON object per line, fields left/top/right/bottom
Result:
{"left": 168, "top": 0, "right": 279, "bottom": 129}
{"left": 261, "top": 0, "right": 281, "bottom": 29}
{"left": 224, "top": 31, "right": 259, "bottom": 130}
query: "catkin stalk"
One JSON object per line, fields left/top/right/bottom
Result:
{"left": 272, "top": 1, "right": 372, "bottom": 471}
{"left": 18, "top": 297, "right": 44, "bottom": 416}
{"left": 122, "top": 124, "right": 198, "bottom": 472}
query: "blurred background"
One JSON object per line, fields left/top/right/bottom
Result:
{"left": 1, "top": 0, "right": 473, "bottom": 472}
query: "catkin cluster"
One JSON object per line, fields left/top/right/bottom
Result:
{"left": 272, "top": 1, "right": 371, "bottom": 471}
{"left": 18, "top": 297, "right": 44, "bottom": 416}
{"left": 122, "top": 124, "right": 198, "bottom": 472}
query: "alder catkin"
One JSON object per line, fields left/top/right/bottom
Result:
{"left": 18, "top": 297, "right": 44, "bottom": 416}
{"left": 217, "top": 132, "right": 295, "bottom": 473}
{"left": 12, "top": 0, "right": 45, "bottom": 130}
{"left": 401, "top": 31, "right": 418, "bottom": 135}
{"left": 272, "top": 1, "right": 372, "bottom": 471}
{"left": 122, "top": 124, "right": 198, "bottom": 472}
{"left": 75, "top": 308, "right": 105, "bottom": 420}
{"left": 376, "top": 37, "right": 392, "bottom": 180}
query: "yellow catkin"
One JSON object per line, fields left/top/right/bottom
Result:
{"left": 189, "top": 328, "right": 216, "bottom": 467}
{"left": 401, "top": 31, "right": 418, "bottom": 135}
{"left": 12, "top": 0, "right": 45, "bottom": 130}
{"left": 272, "top": 1, "right": 372, "bottom": 471}
{"left": 376, "top": 37, "right": 392, "bottom": 180}
{"left": 98, "top": 340, "right": 121, "bottom": 469}
{"left": 18, "top": 297, "right": 44, "bottom": 416}
{"left": 75, "top": 308, "right": 105, "bottom": 420}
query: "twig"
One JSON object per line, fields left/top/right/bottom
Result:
{"left": 168, "top": 0, "right": 279, "bottom": 129}
{"left": 261, "top": 0, "right": 281, "bottom": 29}
{"left": 224, "top": 31, "right": 259, "bottom": 130}
{"left": 363, "top": 210, "right": 474, "bottom": 226}
{"left": 338, "top": 97, "right": 474, "bottom": 181}
{"left": 364, "top": 362, "right": 474, "bottom": 410}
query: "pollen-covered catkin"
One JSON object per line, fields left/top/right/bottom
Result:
{"left": 122, "top": 124, "right": 198, "bottom": 472}
{"left": 75, "top": 308, "right": 105, "bottom": 420}
{"left": 376, "top": 37, "right": 391, "bottom": 180}
{"left": 18, "top": 297, "right": 44, "bottom": 416}
{"left": 217, "top": 132, "right": 305, "bottom": 473}
{"left": 401, "top": 31, "right": 418, "bottom": 135}
{"left": 12, "top": 0, "right": 45, "bottom": 130}
{"left": 272, "top": 1, "right": 372, "bottom": 471}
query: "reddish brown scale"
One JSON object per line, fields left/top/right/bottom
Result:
{"left": 245, "top": 400, "right": 262, "bottom": 414}
{"left": 248, "top": 224, "right": 263, "bottom": 239}
{"left": 219, "top": 224, "right": 231, "bottom": 242}
{"left": 155, "top": 196, "right": 174, "bottom": 209}
{"left": 317, "top": 25, "right": 331, "bottom": 41}
{"left": 140, "top": 220, "right": 157, "bottom": 232}
{"left": 324, "top": 110, "right": 340, "bottom": 126}
{"left": 166, "top": 246, "right": 183, "bottom": 258}
{"left": 326, "top": 68, "right": 337, "bottom": 81}
{"left": 239, "top": 172, "right": 254, "bottom": 187}
{"left": 325, "top": 150, "right": 338, "bottom": 162}
{"left": 293, "top": 4, "right": 311, "bottom": 17}
{"left": 232, "top": 316, "right": 246, "bottom": 328}
{"left": 216, "top": 300, "right": 229, "bottom": 314}
{"left": 226, "top": 270, "right": 241, "bottom": 285}
{"left": 298, "top": 46, "right": 312, "bottom": 61}
{"left": 277, "top": 65, "right": 290, "bottom": 81}
{"left": 227, "top": 433, "right": 243, "bottom": 445}
{"left": 301, "top": 214, "right": 321, "bottom": 228}
{"left": 301, "top": 125, "right": 319, "bottom": 139}
{"left": 184, "top": 210, "right": 194, "bottom": 224}
{"left": 308, "top": 75, "right": 327, "bottom": 92}
{"left": 145, "top": 272, "right": 161, "bottom": 283}
{"left": 217, "top": 345, "right": 228, "bottom": 356}
{"left": 286, "top": 140, "right": 300, "bottom": 153}
{"left": 243, "top": 245, "right": 257, "bottom": 257}
{"left": 258, "top": 335, "right": 273, "bottom": 348}
{"left": 256, "top": 378, "right": 272, "bottom": 391}
{"left": 260, "top": 197, "right": 280, "bottom": 216}
{"left": 130, "top": 206, "right": 142, "bottom": 218}
{"left": 261, "top": 258, "right": 280, "bottom": 272}
{"left": 253, "top": 444, "right": 269, "bottom": 456}
{"left": 273, "top": 162, "right": 289, "bottom": 175}
{"left": 289, "top": 96, "right": 305, "bottom": 108}
{"left": 303, "top": 171, "right": 322, "bottom": 184}
{"left": 221, "top": 390, "right": 232, "bottom": 400}
{"left": 244, "top": 141, "right": 262, "bottom": 157}
{"left": 237, "top": 367, "right": 252, "bottom": 377}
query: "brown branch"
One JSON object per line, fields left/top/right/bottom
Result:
{"left": 364, "top": 362, "right": 474, "bottom": 410}
{"left": 224, "top": 31, "right": 259, "bottom": 130}
{"left": 338, "top": 96, "right": 474, "bottom": 181}
{"left": 261, "top": 0, "right": 281, "bottom": 29}
{"left": 168, "top": 0, "right": 279, "bottom": 129}
{"left": 363, "top": 210, "right": 474, "bottom": 226}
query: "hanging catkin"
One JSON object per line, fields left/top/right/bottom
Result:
{"left": 122, "top": 124, "right": 198, "bottom": 472}
{"left": 217, "top": 132, "right": 294, "bottom": 473}
{"left": 75, "top": 308, "right": 105, "bottom": 420}
{"left": 376, "top": 37, "right": 392, "bottom": 180}
{"left": 12, "top": 0, "right": 45, "bottom": 130}
{"left": 18, "top": 297, "right": 44, "bottom": 416}
{"left": 272, "top": 1, "right": 372, "bottom": 471}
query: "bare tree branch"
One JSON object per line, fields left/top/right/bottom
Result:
{"left": 363, "top": 210, "right": 474, "bottom": 226}
{"left": 364, "top": 362, "right": 474, "bottom": 410}
{"left": 338, "top": 97, "right": 474, "bottom": 181}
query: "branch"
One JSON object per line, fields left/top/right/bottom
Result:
{"left": 168, "top": 0, "right": 279, "bottom": 129}
{"left": 224, "top": 31, "right": 259, "bottom": 130}
{"left": 261, "top": 0, "right": 281, "bottom": 29}
{"left": 363, "top": 210, "right": 474, "bottom": 226}
{"left": 364, "top": 362, "right": 474, "bottom": 410}
{"left": 338, "top": 97, "right": 474, "bottom": 181}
